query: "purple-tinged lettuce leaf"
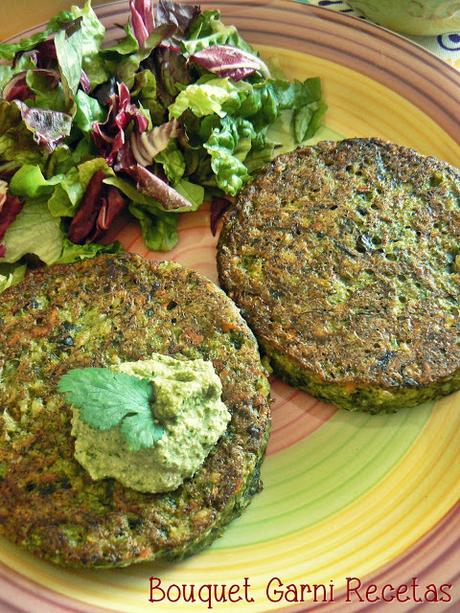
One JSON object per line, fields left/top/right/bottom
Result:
{"left": 67, "top": 167, "right": 127, "bottom": 245}
{"left": 133, "top": 164, "right": 193, "bottom": 210}
{"left": 67, "top": 168, "right": 104, "bottom": 243}
{"left": 48, "top": 157, "right": 111, "bottom": 218}
{"left": 150, "top": 46, "right": 192, "bottom": 101}
{"left": 90, "top": 186, "right": 126, "bottom": 241}
{"left": 130, "top": 0, "right": 155, "bottom": 48}
{"left": 2, "top": 72, "right": 32, "bottom": 102}
{"left": 30, "top": 39, "right": 58, "bottom": 69}
{"left": 130, "top": 117, "right": 179, "bottom": 166}
{"left": 0, "top": 189, "right": 23, "bottom": 257}
{"left": 190, "top": 45, "right": 270, "bottom": 81}
{"left": 15, "top": 100, "right": 73, "bottom": 150}
{"left": 0, "top": 100, "right": 48, "bottom": 172}
{"left": 80, "top": 70, "right": 91, "bottom": 93}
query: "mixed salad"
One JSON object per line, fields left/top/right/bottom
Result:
{"left": 0, "top": 0, "right": 326, "bottom": 291}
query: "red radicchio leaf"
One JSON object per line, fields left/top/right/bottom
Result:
{"left": 13, "top": 39, "right": 57, "bottom": 72}
{"left": 130, "top": 0, "right": 155, "bottom": 47}
{"left": 92, "top": 82, "right": 148, "bottom": 166}
{"left": 0, "top": 195, "right": 23, "bottom": 256}
{"left": 68, "top": 172, "right": 127, "bottom": 244}
{"left": 114, "top": 141, "right": 137, "bottom": 173}
{"left": 3, "top": 69, "right": 60, "bottom": 103}
{"left": 2, "top": 72, "right": 32, "bottom": 102}
{"left": 189, "top": 45, "right": 270, "bottom": 81}
{"left": 134, "top": 165, "right": 193, "bottom": 210}
{"left": 90, "top": 187, "right": 127, "bottom": 242}
{"left": 14, "top": 100, "right": 73, "bottom": 151}
{"left": 34, "top": 39, "right": 58, "bottom": 69}
{"left": 68, "top": 170, "right": 106, "bottom": 244}
{"left": 210, "top": 197, "right": 232, "bottom": 236}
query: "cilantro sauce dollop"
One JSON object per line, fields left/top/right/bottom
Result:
{"left": 59, "top": 354, "right": 231, "bottom": 493}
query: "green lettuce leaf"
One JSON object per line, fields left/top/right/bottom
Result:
{"left": 169, "top": 77, "right": 241, "bottom": 119}
{"left": 174, "top": 179, "right": 204, "bottom": 210}
{"left": 112, "top": 26, "right": 174, "bottom": 89}
{"left": 48, "top": 157, "right": 111, "bottom": 217}
{"left": 204, "top": 117, "right": 255, "bottom": 195}
{"left": 183, "top": 10, "right": 255, "bottom": 55}
{"left": 74, "top": 90, "right": 104, "bottom": 133}
{"left": 0, "top": 66, "right": 13, "bottom": 91}
{"left": 55, "top": 237, "right": 121, "bottom": 264}
{"left": 70, "top": 0, "right": 108, "bottom": 88}
{"left": 101, "top": 23, "right": 138, "bottom": 57}
{"left": 129, "top": 204, "right": 178, "bottom": 251}
{"left": 132, "top": 70, "right": 165, "bottom": 125}
{"left": 0, "top": 262, "right": 27, "bottom": 293}
{"left": 294, "top": 100, "right": 328, "bottom": 144}
{"left": 9, "top": 164, "right": 63, "bottom": 199}
{"left": 25, "top": 70, "right": 67, "bottom": 112}
{"left": 54, "top": 20, "right": 84, "bottom": 101}
{"left": 0, "top": 199, "right": 63, "bottom": 265}
{"left": 155, "top": 140, "right": 186, "bottom": 183}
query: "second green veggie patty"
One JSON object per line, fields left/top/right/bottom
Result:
{"left": 217, "top": 138, "right": 460, "bottom": 412}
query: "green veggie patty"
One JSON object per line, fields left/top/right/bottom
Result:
{"left": 0, "top": 253, "right": 270, "bottom": 567}
{"left": 217, "top": 138, "right": 460, "bottom": 412}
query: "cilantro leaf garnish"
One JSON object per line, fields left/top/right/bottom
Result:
{"left": 58, "top": 367, "right": 165, "bottom": 451}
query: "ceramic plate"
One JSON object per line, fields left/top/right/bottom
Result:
{"left": 1, "top": 1, "right": 459, "bottom": 611}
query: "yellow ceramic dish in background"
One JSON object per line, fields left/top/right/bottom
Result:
{"left": 0, "top": 2, "right": 459, "bottom": 611}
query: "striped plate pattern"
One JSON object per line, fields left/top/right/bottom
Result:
{"left": 0, "top": 2, "right": 459, "bottom": 611}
